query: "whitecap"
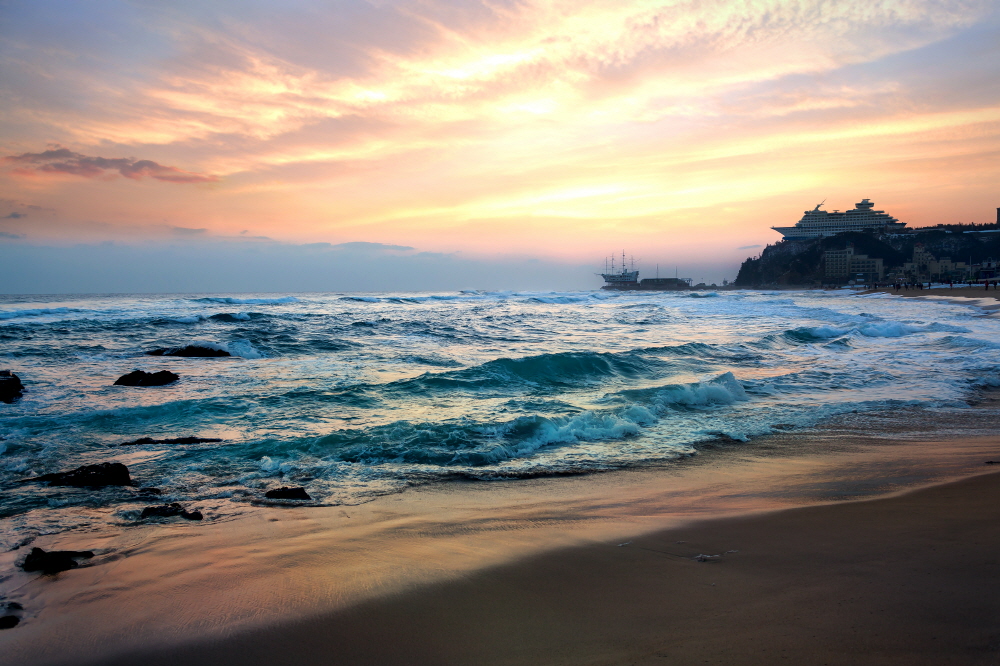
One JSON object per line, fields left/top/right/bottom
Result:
{"left": 226, "top": 339, "right": 264, "bottom": 359}
{"left": 196, "top": 296, "right": 299, "bottom": 305}
{"left": 0, "top": 307, "right": 81, "bottom": 320}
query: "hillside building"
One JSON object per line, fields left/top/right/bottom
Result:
{"left": 824, "top": 245, "right": 884, "bottom": 281}
{"left": 902, "top": 243, "right": 970, "bottom": 281}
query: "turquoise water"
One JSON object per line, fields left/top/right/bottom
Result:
{"left": 1, "top": 289, "right": 998, "bottom": 549}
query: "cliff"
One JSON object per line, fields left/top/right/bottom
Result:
{"left": 734, "top": 230, "right": 1000, "bottom": 287}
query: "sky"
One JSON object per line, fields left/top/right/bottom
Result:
{"left": 1, "top": 0, "right": 999, "bottom": 292}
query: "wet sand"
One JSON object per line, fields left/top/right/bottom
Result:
{"left": 861, "top": 285, "right": 1000, "bottom": 308}
{"left": 99, "top": 467, "right": 1000, "bottom": 666}
{"left": 5, "top": 401, "right": 1000, "bottom": 665}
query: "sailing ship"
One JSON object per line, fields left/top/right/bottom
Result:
{"left": 599, "top": 251, "right": 691, "bottom": 290}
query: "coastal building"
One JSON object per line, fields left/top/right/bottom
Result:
{"left": 979, "top": 259, "right": 998, "bottom": 281}
{"left": 638, "top": 277, "right": 690, "bottom": 290}
{"left": 773, "top": 199, "right": 907, "bottom": 240}
{"left": 824, "top": 245, "right": 884, "bottom": 281}
{"left": 902, "top": 243, "right": 970, "bottom": 281}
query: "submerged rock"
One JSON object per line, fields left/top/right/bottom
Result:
{"left": 264, "top": 487, "right": 312, "bottom": 500}
{"left": 139, "top": 503, "right": 203, "bottom": 520}
{"left": 146, "top": 345, "right": 230, "bottom": 358}
{"left": 121, "top": 436, "right": 223, "bottom": 446}
{"left": 21, "top": 547, "right": 95, "bottom": 574}
{"left": 114, "top": 370, "right": 179, "bottom": 386}
{"left": 26, "top": 462, "right": 132, "bottom": 487}
{"left": 0, "top": 601, "right": 22, "bottom": 629}
{"left": 0, "top": 370, "right": 24, "bottom": 404}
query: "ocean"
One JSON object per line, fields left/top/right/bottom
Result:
{"left": 1, "top": 289, "right": 999, "bottom": 552}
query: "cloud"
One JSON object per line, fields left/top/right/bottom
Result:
{"left": 170, "top": 226, "right": 208, "bottom": 236}
{"left": 3, "top": 212, "right": 25, "bottom": 219}
{"left": 0, "top": 232, "right": 25, "bottom": 239}
{"left": 737, "top": 244, "right": 762, "bottom": 250}
{"left": 4, "top": 148, "right": 219, "bottom": 183}
{"left": 330, "top": 241, "right": 415, "bottom": 252}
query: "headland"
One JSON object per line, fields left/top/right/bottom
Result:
{"left": 734, "top": 200, "right": 1000, "bottom": 289}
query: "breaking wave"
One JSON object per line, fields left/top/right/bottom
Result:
{"left": 193, "top": 296, "right": 299, "bottom": 305}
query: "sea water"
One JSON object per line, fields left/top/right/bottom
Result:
{"left": 1, "top": 289, "right": 998, "bottom": 550}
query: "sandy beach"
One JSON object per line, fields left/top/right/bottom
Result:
{"left": 98, "top": 467, "right": 1000, "bottom": 666}
{"left": 0, "top": 426, "right": 996, "bottom": 666}
{"left": 861, "top": 285, "right": 1000, "bottom": 308}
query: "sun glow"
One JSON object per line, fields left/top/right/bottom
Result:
{"left": 1, "top": 0, "right": 998, "bottom": 270}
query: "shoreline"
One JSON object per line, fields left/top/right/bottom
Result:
{"left": 103, "top": 467, "right": 1000, "bottom": 666}
{"left": 3, "top": 428, "right": 999, "bottom": 666}
{"left": 859, "top": 285, "right": 1000, "bottom": 307}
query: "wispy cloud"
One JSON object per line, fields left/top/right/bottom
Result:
{"left": 4, "top": 148, "right": 219, "bottom": 183}
{"left": 170, "top": 226, "right": 208, "bottom": 235}
{"left": 0, "top": 0, "right": 997, "bottom": 280}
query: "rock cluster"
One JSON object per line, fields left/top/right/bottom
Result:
{"left": 0, "top": 370, "right": 24, "bottom": 403}
{"left": 114, "top": 370, "right": 179, "bottom": 386}
{"left": 119, "top": 437, "right": 222, "bottom": 446}
{"left": 21, "top": 548, "right": 95, "bottom": 574}
{"left": 139, "top": 503, "right": 203, "bottom": 520}
{"left": 121, "top": 436, "right": 222, "bottom": 446}
{"left": 264, "top": 487, "right": 312, "bottom": 500}
{"left": 146, "top": 345, "right": 231, "bottom": 357}
{"left": 26, "top": 462, "right": 133, "bottom": 487}
{"left": 0, "top": 602, "right": 23, "bottom": 630}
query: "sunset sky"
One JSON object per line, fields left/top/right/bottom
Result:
{"left": 2, "top": 0, "right": 999, "bottom": 291}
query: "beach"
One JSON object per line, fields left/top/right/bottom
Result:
{"left": 100, "top": 465, "right": 1000, "bottom": 666}
{"left": 862, "top": 285, "right": 1000, "bottom": 308}
{"left": 2, "top": 289, "right": 1000, "bottom": 664}
{"left": 1, "top": 426, "right": 997, "bottom": 665}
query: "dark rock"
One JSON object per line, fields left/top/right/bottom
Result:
{"left": 264, "top": 487, "right": 311, "bottom": 500}
{"left": 986, "top": 461, "right": 999, "bottom": 465}
{"left": 0, "top": 616, "right": 18, "bottom": 629}
{"left": 137, "top": 487, "right": 163, "bottom": 496}
{"left": 5, "top": 602, "right": 23, "bottom": 611}
{"left": 146, "top": 345, "right": 230, "bottom": 358}
{"left": 114, "top": 370, "right": 179, "bottom": 386}
{"left": 0, "top": 370, "right": 24, "bottom": 404}
{"left": 25, "top": 462, "right": 132, "bottom": 487}
{"left": 21, "top": 547, "right": 94, "bottom": 574}
{"left": 121, "top": 436, "right": 223, "bottom": 446}
{"left": 139, "top": 503, "right": 203, "bottom": 520}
